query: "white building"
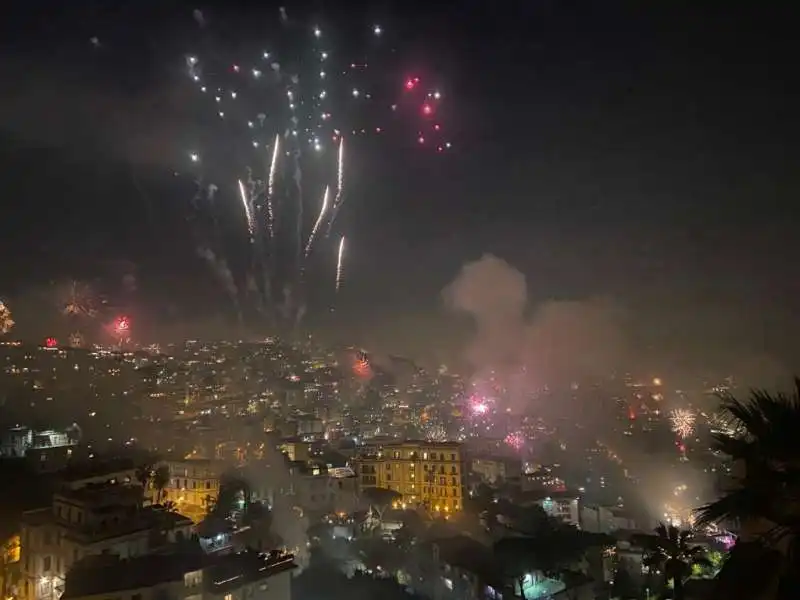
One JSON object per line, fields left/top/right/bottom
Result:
{"left": 0, "top": 427, "right": 76, "bottom": 458}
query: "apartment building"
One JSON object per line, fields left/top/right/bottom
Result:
{"left": 159, "top": 458, "right": 224, "bottom": 523}
{"left": 20, "top": 483, "right": 192, "bottom": 600}
{"left": 354, "top": 441, "right": 464, "bottom": 513}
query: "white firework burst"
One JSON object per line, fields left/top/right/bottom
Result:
{"left": 670, "top": 408, "right": 696, "bottom": 439}
{"left": 0, "top": 301, "right": 14, "bottom": 334}
{"left": 61, "top": 280, "right": 98, "bottom": 318}
{"left": 425, "top": 424, "right": 447, "bottom": 442}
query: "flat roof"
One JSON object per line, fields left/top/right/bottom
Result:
{"left": 62, "top": 549, "right": 296, "bottom": 599}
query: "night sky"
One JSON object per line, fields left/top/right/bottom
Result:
{"left": 1, "top": 1, "right": 798, "bottom": 382}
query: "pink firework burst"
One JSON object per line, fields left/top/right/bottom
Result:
{"left": 504, "top": 432, "right": 524, "bottom": 451}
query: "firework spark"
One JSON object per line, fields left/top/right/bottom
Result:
{"left": 353, "top": 350, "right": 371, "bottom": 379}
{"left": 183, "top": 13, "right": 454, "bottom": 328}
{"left": 425, "top": 424, "right": 448, "bottom": 443}
{"left": 471, "top": 399, "right": 489, "bottom": 415}
{"left": 304, "top": 185, "right": 330, "bottom": 258}
{"left": 504, "top": 432, "right": 524, "bottom": 451}
{"left": 267, "top": 133, "right": 279, "bottom": 238}
{"left": 60, "top": 280, "right": 98, "bottom": 318}
{"left": 238, "top": 179, "right": 255, "bottom": 237}
{"left": 327, "top": 137, "right": 345, "bottom": 231}
{"left": 670, "top": 408, "right": 696, "bottom": 439}
{"left": 335, "top": 236, "right": 345, "bottom": 293}
{"left": 0, "top": 301, "right": 14, "bottom": 334}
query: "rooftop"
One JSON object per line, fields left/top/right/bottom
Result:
{"left": 381, "top": 440, "right": 461, "bottom": 448}
{"left": 23, "top": 504, "right": 192, "bottom": 544}
{"left": 61, "top": 549, "right": 296, "bottom": 599}
{"left": 56, "top": 483, "right": 143, "bottom": 507}
{"left": 58, "top": 458, "right": 136, "bottom": 483}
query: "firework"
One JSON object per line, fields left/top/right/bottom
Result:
{"left": 267, "top": 134, "right": 279, "bottom": 238}
{"left": 113, "top": 315, "right": 131, "bottom": 347}
{"left": 114, "top": 316, "right": 130, "bottom": 334}
{"left": 237, "top": 179, "right": 255, "bottom": 237}
{"left": 471, "top": 400, "right": 489, "bottom": 415}
{"left": 60, "top": 280, "right": 98, "bottom": 318}
{"left": 69, "top": 332, "right": 85, "bottom": 348}
{"left": 0, "top": 301, "right": 14, "bottom": 334}
{"left": 670, "top": 408, "right": 696, "bottom": 439}
{"left": 425, "top": 424, "right": 448, "bottom": 443}
{"left": 183, "top": 11, "right": 453, "bottom": 327}
{"left": 327, "top": 138, "right": 346, "bottom": 233}
{"left": 304, "top": 186, "right": 330, "bottom": 258}
{"left": 335, "top": 236, "right": 345, "bottom": 293}
{"left": 504, "top": 432, "right": 524, "bottom": 451}
{"left": 353, "top": 350, "right": 371, "bottom": 379}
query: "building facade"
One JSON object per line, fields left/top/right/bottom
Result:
{"left": 354, "top": 441, "right": 464, "bottom": 513}
{"left": 20, "top": 483, "right": 192, "bottom": 600}
{"left": 160, "top": 459, "right": 224, "bottom": 523}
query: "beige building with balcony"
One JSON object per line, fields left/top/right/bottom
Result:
{"left": 354, "top": 441, "right": 464, "bottom": 513}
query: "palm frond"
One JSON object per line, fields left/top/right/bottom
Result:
{"left": 715, "top": 385, "right": 800, "bottom": 465}
{"left": 694, "top": 487, "right": 763, "bottom": 528}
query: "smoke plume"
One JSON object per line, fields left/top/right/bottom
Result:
{"left": 443, "top": 254, "right": 627, "bottom": 397}
{"left": 242, "top": 444, "right": 310, "bottom": 570}
{"left": 196, "top": 247, "right": 240, "bottom": 319}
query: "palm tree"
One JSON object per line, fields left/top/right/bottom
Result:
{"left": 135, "top": 462, "right": 154, "bottom": 494}
{"left": 695, "top": 380, "right": 800, "bottom": 598}
{"left": 643, "top": 523, "right": 710, "bottom": 600}
{"left": 153, "top": 465, "right": 171, "bottom": 504}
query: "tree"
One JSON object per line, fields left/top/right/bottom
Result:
{"left": 213, "top": 471, "right": 251, "bottom": 519}
{"left": 696, "top": 380, "right": 800, "bottom": 597}
{"left": 494, "top": 536, "right": 539, "bottom": 599}
{"left": 153, "top": 465, "right": 170, "bottom": 503}
{"left": 361, "top": 487, "right": 401, "bottom": 525}
{"left": 611, "top": 565, "right": 637, "bottom": 600}
{"left": 135, "top": 462, "right": 154, "bottom": 495}
{"left": 643, "top": 523, "right": 710, "bottom": 600}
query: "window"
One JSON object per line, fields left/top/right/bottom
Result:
{"left": 451, "top": 454, "right": 456, "bottom": 461}
{"left": 224, "top": 594, "right": 233, "bottom": 600}
{"left": 43, "top": 556, "right": 51, "bottom": 572}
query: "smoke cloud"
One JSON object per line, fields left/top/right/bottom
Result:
{"left": 196, "top": 247, "right": 240, "bottom": 313}
{"left": 443, "top": 254, "right": 628, "bottom": 397}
